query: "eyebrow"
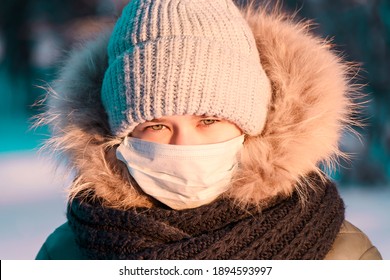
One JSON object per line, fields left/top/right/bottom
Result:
{"left": 146, "top": 115, "right": 219, "bottom": 123}
{"left": 145, "top": 118, "right": 164, "bottom": 123}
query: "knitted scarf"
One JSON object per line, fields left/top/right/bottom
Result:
{"left": 67, "top": 175, "right": 345, "bottom": 260}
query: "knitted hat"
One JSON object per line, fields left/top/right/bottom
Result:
{"left": 101, "top": 0, "right": 271, "bottom": 137}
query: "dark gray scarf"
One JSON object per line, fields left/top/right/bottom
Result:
{"left": 67, "top": 174, "right": 345, "bottom": 259}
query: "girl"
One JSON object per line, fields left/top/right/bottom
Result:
{"left": 36, "top": 0, "right": 381, "bottom": 259}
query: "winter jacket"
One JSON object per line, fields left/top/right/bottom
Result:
{"left": 35, "top": 3, "right": 382, "bottom": 260}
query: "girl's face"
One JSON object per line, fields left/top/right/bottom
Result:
{"left": 131, "top": 115, "right": 242, "bottom": 145}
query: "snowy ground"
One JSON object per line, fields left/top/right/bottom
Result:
{"left": 1, "top": 150, "right": 389, "bottom": 260}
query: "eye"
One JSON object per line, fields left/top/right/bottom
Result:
{"left": 146, "top": 124, "right": 166, "bottom": 131}
{"left": 200, "top": 118, "right": 219, "bottom": 126}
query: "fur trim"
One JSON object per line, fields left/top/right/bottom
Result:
{"left": 226, "top": 5, "right": 361, "bottom": 205}
{"left": 36, "top": 5, "right": 361, "bottom": 209}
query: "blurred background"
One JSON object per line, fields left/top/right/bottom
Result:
{"left": 0, "top": 0, "right": 389, "bottom": 259}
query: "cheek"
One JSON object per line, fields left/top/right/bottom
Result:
{"left": 130, "top": 130, "right": 170, "bottom": 144}
{"left": 230, "top": 124, "right": 243, "bottom": 136}
{"left": 225, "top": 121, "right": 242, "bottom": 135}
{"left": 210, "top": 123, "right": 242, "bottom": 143}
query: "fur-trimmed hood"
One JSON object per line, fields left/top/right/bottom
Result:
{"left": 37, "top": 4, "right": 360, "bottom": 209}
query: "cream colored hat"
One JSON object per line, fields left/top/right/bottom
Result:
{"left": 101, "top": 0, "right": 271, "bottom": 136}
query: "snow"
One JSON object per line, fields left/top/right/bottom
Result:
{"left": 0, "top": 151, "right": 389, "bottom": 260}
{"left": 0, "top": 151, "right": 70, "bottom": 259}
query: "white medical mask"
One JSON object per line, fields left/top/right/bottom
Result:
{"left": 116, "top": 135, "right": 245, "bottom": 210}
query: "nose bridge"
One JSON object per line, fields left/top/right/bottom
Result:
{"left": 169, "top": 126, "right": 198, "bottom": 145}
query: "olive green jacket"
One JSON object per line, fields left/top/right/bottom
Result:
{"left": 324, "top": 221, "right": 382, "bottom": 260}
{"left": 36, "top": 220, "right": 382, "bottom": 260}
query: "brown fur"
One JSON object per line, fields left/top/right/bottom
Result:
{"left": 35, "top": 4, "right": 362, "bottom": 209}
